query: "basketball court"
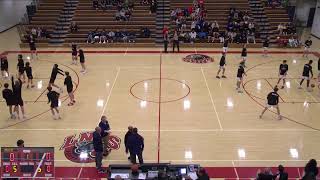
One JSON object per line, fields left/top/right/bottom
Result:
{"left": 0, "top": 28, "right": 320, "bottom": 179}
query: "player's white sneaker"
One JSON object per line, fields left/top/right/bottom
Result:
{"left": 278, "top": 116, "right": 282, "bottom": 120}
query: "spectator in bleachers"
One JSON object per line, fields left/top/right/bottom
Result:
{"left": 247, "top": 30, "right": 256, "bottom": 44}
{"left": 303, "top": 159, "right": 318, "bottom": 180}
{"left": 115, "top": 30, "right": 122, "bottom": 42}
{"left": 288, "top": 36, "right": 299, "bottom": 48}
{"left": 121, "top": 30, "right": 128, "bottom": 43}
{"left": 190, "top": 29, "right": 197, "bottom": 43}
{"left": 31, "top": 27, "right": 37, "bottom": 38}
{"left": 36, "top": 27, "right": 42, "bottom": 38}
{"left": 86, "top": 31, "right": 94, "bottom": 44}
{"left": 128, "top": 31, "right": 136, "bottom": 43}
{"left": 149, "top": 0, "right": 157, "bottom": 14}
{"left": 277, "top": 23, "right": 285, "bottom": 35}
{"left": 93, "top": 0, "right": 99, "bottom": 10}
{"left": 70, "top": 21, "right": 78, "bottom": 33}
{"left": 141, "top": 27, "right": 151, "bottom": 38}
{"left": 107, "top": 30, "right": 115, "bottom": 43}
{"left": 93, "top": 29, "right": 101, "bottom": 43}
{"left": 41, "top": 27, "right": 50, "bottom": 38}
{"left": 99, "top": 29, "right": 107, "bottom": 44}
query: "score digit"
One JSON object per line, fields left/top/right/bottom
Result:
{"left": 38, "top": 167, "right": 42, "bottom": 173}
{"left": 46, "top": 165, "right": 51, "bottom": 173}
{"left": 9, "top": 153, "right": 15, "bottom": 162}
{"left": 12, "top": 165, "right": 17, "bottom": 173}
{"left": 5, "top": 165, "right": 9, "bottom": 173}
{"left": 46, "top": 153, "right": 51, "bottom": 161}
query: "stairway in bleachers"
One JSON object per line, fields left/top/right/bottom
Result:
{"left": 49, "top": 0, "right": 79, "bottom": 44}
{"left": 248, "top": 0, "right": 271, "bottom": 40}
{"left": 155, "top": 0, "right": 171, "bottom": 44}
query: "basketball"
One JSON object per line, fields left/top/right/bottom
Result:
{"left": 311, "top": 84, "right": 315, "bottom": 88}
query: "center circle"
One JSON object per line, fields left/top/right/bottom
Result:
{"left": 130, "top": 78, "right": 190, "bottom": 103}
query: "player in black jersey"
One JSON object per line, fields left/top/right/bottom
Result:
{"left": 2, "top": 83, "right": 16, "bottom": 119}
{"left": 236, "top": 61, "right": 247, "bottom": 93}
{"left": 1, "top": 55, "right": 9, "bottom": 78}
{"left": 223, "top": 38, "right": 229, "bottom": 53}
{"left": 12, "top": 76, "right": 26, "bottom": 119}
{"left": 262, "top": 38, "right": 269, "bottom": 57}
{"left": 241, "top": 44, "right": 247, "bottom": 67}
{"left": 17, "top": 54, "right": 26, "bottom": 82}
{"left": 49, "top": 64, "right": 64, "bottom": 90}
{"left": 277, "top": 60, "right": 288, "bottom": 89}
{"left": 25, "top": 62, "right": 34, "bottom": 88}
{"left": 79, "top": 49, "right": 87, "bottom": 73}
{"left": 303, "top": 37, "right": 312, "bottom": 58}
{"left": 64, "top": 71, "right": 75, "bottom": 106}
{"left": 71, "top": 43, "right": 78, "bottom": 65}
{"left": 216, "top": 53, "right": 227, "bottom": 79}
{"left": 259, "top": 86, "right": 282, "bottom": 120}
{"left": 299, "top": 60, "right": 313, "bottom": 91}
{"left": 47, "top": 86, "right": 61, "bottom": 120}
{"left": 27, "top": 34, "right": 38, "bottom": 60}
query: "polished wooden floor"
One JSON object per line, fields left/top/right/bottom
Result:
{"left": 0, "top": 28, "right": 320, "bottom": 170}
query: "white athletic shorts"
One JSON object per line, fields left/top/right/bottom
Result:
{"left": 219, "top": 65, "right": 225, "bottom": 70}
{"left": 304, "top": 46, "right": 310, "bottom": 51}
{"left": 279, "top": 74, "right": 287, "bottom": 79}
{"left": 266, "top": 103, "right": 278, "bottom": 108}
{"left": 223, "top": 47, "right": 228, "bottom": 53}
{"left": 237, "top": 77, "right": 243, "bottom": 81}
{"left": 302, "top": 76, "right": 310, "bottom": 80}
{"left": 242, "top": 56, "right": 247, "bottom": 61}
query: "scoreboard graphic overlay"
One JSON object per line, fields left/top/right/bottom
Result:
{"left": 1, "top": 147, "right": 54, "bottom": 178}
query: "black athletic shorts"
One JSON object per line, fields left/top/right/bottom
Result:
{"left": 1, "top": 67, "right": 8, "bottom": 71}
{"left": 51, "top": 100, "right": 59, "bottom": 108}
{"left": 6, "top": 99, "right": 15, "bottom": 106}
{"left": 67, "top": 86, "right": 73, "bottom": 93}
{"left": 18, "top": 68, "right": 24, "bottom": 74}
{"left": 30, "top": 44, "right": 36, "bottom": 51}
{"left": 27, "top": 75, "right": 33, "bottom": 80}
{"left": 15, "top": 98, "right": 24, "bottom": 106}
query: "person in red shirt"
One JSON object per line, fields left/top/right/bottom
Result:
{"left": 162, "top": 26, "right": 169, "bottom": 36}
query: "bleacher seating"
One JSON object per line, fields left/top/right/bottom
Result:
{"left": 19, "top": 0, "right": 294, "bottom": 48}
{"left": 66, "top": 0, "right": 155, "bottom": 46}
{"left": 170, "top": 0, "right": 262, "bottom": 48}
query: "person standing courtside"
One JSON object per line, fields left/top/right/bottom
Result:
{"left": 127, "top": 128, "right": 144, "bottom": 164}
{"left": 64, "top": 72, "right": 75, "bottom": 106}
{"left": 93, "top": 127, "right": 105, "bottom": 173}
{"left": 12, "top": 76, "right": 26, "bottom": 119}
{"left": 277, "top": 60, "right": 288, "bottom": 89}
{"left": 1, "top": 55, "right": 9, "bottom": 78}
{"left": 163, "top": 33, "right": 169, "bottom": 53}
{"left": 46, "top": 86, "right": 61, "bottom": 119}
{"left": 216, "top": 53, "right": 227, "bottom": 79}
{"left": 172, "top": 30, "right": 180, "bottom": 53}
{"left": 2, "top": 83, "right": 15, "bottom": 119}
{"left": 259, "top": 86, "right": 282, "bottom": 120}
{"left": 98, "top": 116, "right": 111, "bottom": 156}
{"left": 299, "top": 60, "right": 313, "bottom": 91}
{"left": 49, "top": 64, "right": 64, "bottom": 90}
{"left": 124, "top": 126, "right": 134, "bottom": 160}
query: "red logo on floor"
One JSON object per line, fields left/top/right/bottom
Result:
{"left": 60, "top": 132, "right": 121, "bottom": 163}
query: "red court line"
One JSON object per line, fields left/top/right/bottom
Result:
{"left": 264, "top": 79, "right": 286, "bottom": 103}
{"left": 157, "top": 53, "right": 162, "bottom": 163}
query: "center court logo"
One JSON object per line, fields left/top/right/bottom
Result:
{"left": 182, "top": 54, "right": 214, "bottom": 63}
{"left": 60, "top": 132, "right": 121, "bottom": 163}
